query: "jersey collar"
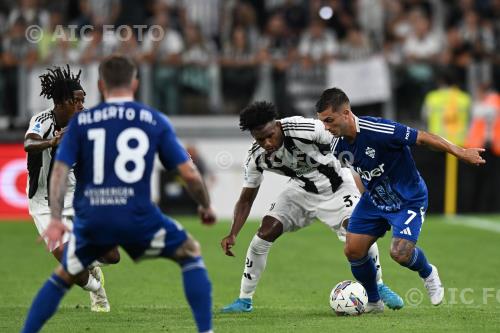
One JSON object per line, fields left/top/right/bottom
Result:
{"left": 106, "top": 96, "right": 134, "bottom": 103}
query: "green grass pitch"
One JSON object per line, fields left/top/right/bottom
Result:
{"left": 1, "top": 215, "right": 500, "bottom": 332}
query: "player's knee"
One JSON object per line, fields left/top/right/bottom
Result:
{"left": 344, "top": 244, "right": 365, "bottom": 261}
{"left": 390, "top": 246, "right": 413, "bottom": 265}
{"left": 174, "top": 236, "right": 201, "bottom": 260}
{"left": 390, "top": 238, "right": 415, "bottom": 265}
{"left": 257, "top": 216, "right": 283, "bottom": 242}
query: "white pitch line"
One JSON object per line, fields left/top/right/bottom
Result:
{"left": 444, "top": 216, "right": 500, "bottom": 234}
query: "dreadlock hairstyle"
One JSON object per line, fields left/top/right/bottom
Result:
{"left": 39, "top": 64, "right": 85, "bottom": 104}
{"left": 239, "top": 101, "right": 278, "bottom": 131}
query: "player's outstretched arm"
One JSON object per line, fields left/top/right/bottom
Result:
{"left": 221, "top": 186, "right": 260, "bottom": 257}
{"left": 416, "top": 130, "right": 486, "bottom": 166}
{"left": 177, "top": 160, "right": 216, "bottom": 225}
{"left": 43, "top": 161, "right": 71, "bottom": 249}
{"left": 24, "top": 132, "right": 62, "bottom": 153}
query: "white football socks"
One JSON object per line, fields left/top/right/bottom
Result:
{"left": 368, "top": 242, "right": 383, "bottom": 284}
{"left": 81, "top": 273, "right": 101, "bottom": 292}
{"left": 239, "top": 235, "right": 272, "bottom": 299}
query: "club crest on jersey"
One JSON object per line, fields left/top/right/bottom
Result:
{"left": 365, "top": 147, "right": 376, "bottom": 159}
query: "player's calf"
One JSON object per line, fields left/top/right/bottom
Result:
{"left": 172, "top": 236, "right": 212, "bottom": 333}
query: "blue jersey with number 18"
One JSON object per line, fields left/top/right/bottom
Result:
{"left": 55, "top": 98, "right": 189, "bottom": 241}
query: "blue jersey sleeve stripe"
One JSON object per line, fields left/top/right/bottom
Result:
{"left": 359, "top": 125, "right": 394, "bottom": 134}
{"left": 358, "top": 119, "right": 395, "bottom": 130}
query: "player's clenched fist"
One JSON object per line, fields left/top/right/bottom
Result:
{"left": 198, "top": 205, "right": 216, "bottom": 225}
{"left": 221, "top": 234, "right": 236, "bottom": 257}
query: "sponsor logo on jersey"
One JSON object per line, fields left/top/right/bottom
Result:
{"left": 356, "top": 163, "right": 385, "bottom": 181}
{"left": 365, "top": 147, "right": 376, "bottom": 158}
{"left": 32, "top": 122, "right": 42, "bottom": 134}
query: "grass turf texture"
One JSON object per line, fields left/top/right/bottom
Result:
{"left": 1, "top": 215, "right": 500, "bottom": 332}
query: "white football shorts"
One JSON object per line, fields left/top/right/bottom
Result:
{"left": 265, "top": 181, "right": 361, "bottom": 241}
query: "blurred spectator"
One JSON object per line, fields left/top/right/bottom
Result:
{"left": 357, "top": 0, "right": 384, "bottom": 48}
{"left": 492, "top": 0, "right": 500, "bottom": 91}
{"left": 177, "top": 0, "right": 222, "bottom": 42}
{"left": 298, "top": 19, "right": 338, "bottom": 68}
{"left": 220, "top": 26, "right": 260, "bottom": 114}
{"left": 42, "top": 28, "right": 79, "bottom": 65}
{"left": 115, "top": 0, "right": 147, "bottom": 27}
{"left": 338, "top": 25, "right": 374, "bottom": 61}
{"left": 439, "top": 26, "right": 471, "bottom": 88}
{"left": 142, "top": 10, "right": 184, "bottom": 114}
{"left": 403, "top": 9, "right": 442, "bottom": 63}
{"left": 114, "top": 25, "right": 141, "bottom": 64}
{"left": 318, "top": 0, "right": 355, "bottom": 40}
{"left": 180, "top": 23, "right": 217, "bottom": 114}
{"left": 384, "top": 0, "right": 412, "bottom": 43}
{"left": 79, "top": 25, "right": 118, "bottom": 64}
{"left": 1, "top": 17, "right": 37, "bottom": 127}
{"left": 78, "top": 0, "right": 121, "bottom": 26}
{"left": 465, "top": 84, "right": 500, "bottom": 155}
{"left": 223, "top": 1, "right": 260, "bottom": 51}
{"left": 7, "top": 0, "right": 49, "bottom": 30}
{"left": 458, "top": 10, "right": 495, "bottom": 59}
{"left": 37, "top": 10, "right": 64, "bottom": 63}
{"left": 259, "top": 12, "right": 296, "bottom": 116}
{"left": 422, "top": 70, "right": 471, "bottom": 146}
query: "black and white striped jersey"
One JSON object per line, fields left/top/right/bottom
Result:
{"left": 25, "top": 108, "right": 75, "bottom": 214}
{"left": 243, "top": 116, "right": 353, "bottom": 195}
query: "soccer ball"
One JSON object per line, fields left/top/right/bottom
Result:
{"left": 329, "top": 280, "right": 368, "bottom": 316}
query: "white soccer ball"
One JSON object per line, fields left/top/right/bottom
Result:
{"left": 329, "top": 280, "right": 368, "bottom": 316}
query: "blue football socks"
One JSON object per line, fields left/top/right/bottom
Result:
{"left": 349, "top": 255, "right": 380, "bottom": 303}
{"left": 180, "top": 257, "right": 213, "bottom": 333}
{"left": 21, "top": 273, "right": 70, "bottom": 333}
{"left": 402, "top": 247, "right": 433, "bottom": 279}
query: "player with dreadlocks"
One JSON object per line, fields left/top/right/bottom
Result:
{"left": 24, "top": 65, "right": 119, "bottom": 312}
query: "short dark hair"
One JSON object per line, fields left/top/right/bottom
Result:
{"left": 239, "top": 101, "right": 278, "bottom": 131}
{"left": 99, "top": 54, "right": 137, "bottom": 89}
{"left": 315, "top": 87, "right": 350, "bottom": 113}
{"left": 39, "top": 64, "right": 84, "bottom": 104}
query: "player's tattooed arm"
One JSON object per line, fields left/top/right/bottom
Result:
{"left": 49, "top": 161, "right": 70, "bottom": 220}
{"left": 416, "top": 130, "right": 486, "bottom": 166}
{"left": 178, "top": 160, "right": 216, "bottom": 225}
{"left": 24, "top": 132, "right": 62, "bottom": 153}
{"left": 177, "top": 160, "right": 211, "bottom": 208}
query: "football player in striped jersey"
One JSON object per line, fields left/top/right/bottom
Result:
{"left": 24, "top": 65, "right": 119, "bottom": 312}
{"left": 220, "top": 101, "right": 403, "bottom": 313}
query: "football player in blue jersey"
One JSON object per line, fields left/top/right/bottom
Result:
{"left": 316, "top": 87, "right": 485, "bottom": 313}
{"left": 21, "top": 55, "right": 216, "bottom": 333}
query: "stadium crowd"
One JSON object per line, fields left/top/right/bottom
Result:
{"left": 0, "top": 0, "right": 499, "bottom": 137}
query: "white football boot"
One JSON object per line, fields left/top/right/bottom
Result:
{"left": 423, "top": 264, "right": 444, "bottom": 306}
{"left": 365, "top": 300, "right": 384, "bottom": 314}
{"left": 90, "top": 267, "right": 110, "bottom": 312}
